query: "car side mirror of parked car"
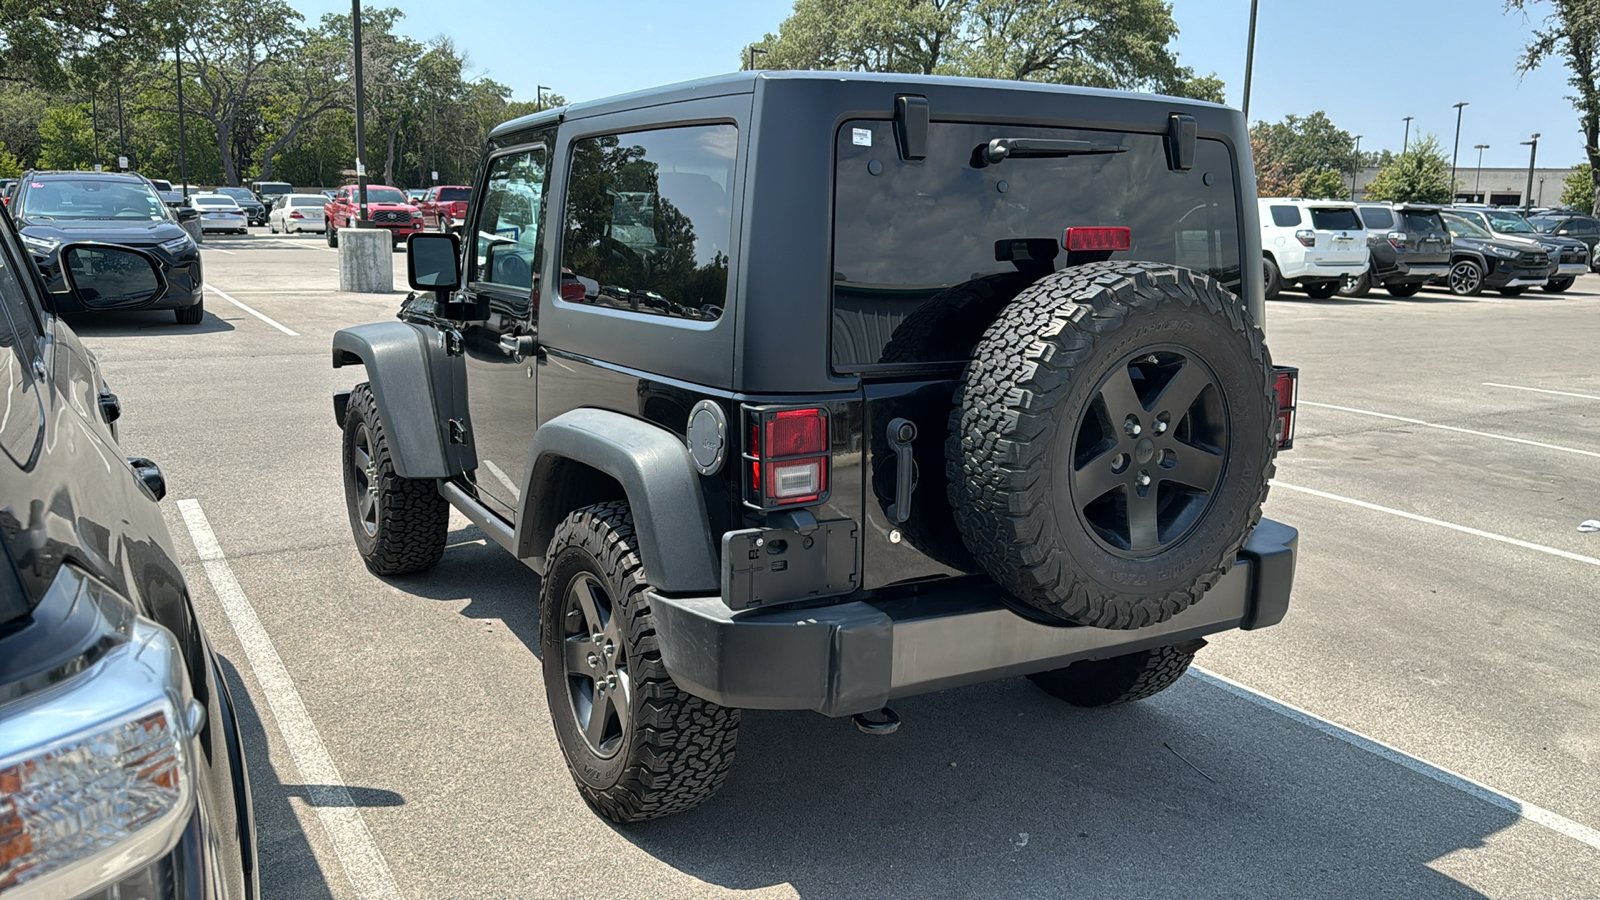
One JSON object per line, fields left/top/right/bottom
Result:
{"left": 407, "top": 232, "right": 462, "bottom": 293}
{"left": 58, "top": 243, "right": 168, "bottom": 310}
{"left": 175, "top": 206, "right": 200, "bottom": 222}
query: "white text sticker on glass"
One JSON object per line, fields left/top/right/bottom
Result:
{"left": 852, "top": 128, "right": 872, "bottom": 147}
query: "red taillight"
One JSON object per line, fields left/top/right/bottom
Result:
{"left": 560, "top": 281, "right": 586, "bottom": 302}
{"left": 1063, "top": 227, "right": 1132, "bottom": 252}
{"left": 1294, "top": 229, "right": 1316, "bottom": 248}
{"left": 1273, "top": 366, "right": 1299, "bottom": 450}
{"left": 744, "top": 407, "right": 829, "bottom": 508}
{"left": 1386, "top": 231, "right": 1407, "bottom": 250}
{"left": 290, "top": 210, "right": 304, "bottom": 218}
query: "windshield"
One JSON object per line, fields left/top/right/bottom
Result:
{"left": 438, "top": 187, "right": 470, "bottom": 201}
{"left": 219, "top": 187, "right": 254, "bottom": 201}
{"left": 1485, "top": 211, "right": 1536, "bottom": 234}
{"left": 1527, "top": 217, "right": 1564, "bottom": 234}
{"left": 360, "top": 187, "right": 407, "bottom": 204}
{"left": 256, "top": 183, "right": 291, "bottom": 196}
{"left": 832, "top": 120, "right": 1239, "bottom": 369}
{"left": 22, "top": 178, "right": 169, "bottom": 221}
{"left": 1444, "top": 214, "right": 1491, "bottom": 239}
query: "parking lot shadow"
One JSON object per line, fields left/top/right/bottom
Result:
{"left": 381, "top": 525, "right": 545, "bottom": 657}
{"left": 63, "top": 308, "right": 236, "bottom": 336}
{"left": 617, "top": 675, "right": 1517, "bottom": 899}
{"left": 1269, "top": 295, "right": 1391, "bottom": 306}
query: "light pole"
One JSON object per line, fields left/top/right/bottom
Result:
{"left": 1474, "top": 144, "right": 1489, "bottom": 201}
{"left": 1449, "top": 101, "right": 1468, "bottom": 198}
{"left": 1349, "top": 135, "right": 1362, "bottom": 198}
{"left": 352, "top": 0, "right": 368, "bottom": 226}
{"left": 536, "top": 85, "right": 549, "bottom": 111}
{"left": 1242, "top": 0, "right": 1259, "bottom": 117}
{"left": 747, "top": 46, "right": 767, "bottom": 71}
{"left": 174, "top": 34, "right": 189, "bottom": 198}
{"left": 1402, "top": 116, "right": 1414, "bottom": 153}
{"left": 1521, "top": 134, "right": 1539, "bottom": 212}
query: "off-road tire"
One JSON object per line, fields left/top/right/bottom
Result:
{"left": 1338, "top": 269, "right": 1371, "bottom": 298}
{"left": 1542, "top": 276, "right": 1575, "bottom": 293}
{"left": 1262, "top": 257, "right": 1282, "bottom": 300}
{"left": 948, "top": 261, "right": 1276, "bottom": 629}
{"left": 1028, "top": 642, "right": 1201, "bottom": 707}
{"left": 541, "top": 502, "right": 739, "bottom": 823}
{"left": 341, "top": 383, "right": 448, "bottom": 575}
{"left": 174, "top": 301, "right": 204, "bottom": 325}
{"left": 1386, "top": 283, "right": 1423, "bottom": 298}
{"left": 1303, "top": 280, "right": 1339, "bottom": 299}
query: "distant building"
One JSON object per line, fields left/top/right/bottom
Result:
{"left": 1350, "top": 165, "right": 1577, "bottom": 207}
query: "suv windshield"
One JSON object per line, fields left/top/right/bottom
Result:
{"left": 1527, "top": 217, "right": 1569, "bottom": 233}
{"left": 1484, "top": 211, "right": 1536, "bottom": 234}
{"left": 22, "top": 178, "right": 168, "bottom": 221}
{"left": 219, "top": 187, "right": 254, "bottom": 201}
{"left": 360, "top": 187, "right": 407, "bottom": 204}
{"left": 1310, "top": 208, "right": 1361, "bottom": 231}
{"left": 831, "top": 120, "right": 1240, "bottom": 369}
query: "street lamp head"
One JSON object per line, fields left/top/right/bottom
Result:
{"left": 1453, "top": 101, "right": 1469, "bottom": 109}
{"left": 1474, "top": 143, "right": 1489, "bottom": 149}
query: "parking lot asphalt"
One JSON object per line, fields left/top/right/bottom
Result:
{"left": 71, "top": 230, "right": 1600, "bottom": 898}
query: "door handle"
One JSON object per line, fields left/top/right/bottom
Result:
{"left": 498, "top": 333, "right": 534, "bottom": 360}
{"left": 885, "top": 418, "right": 918, "bottom": 524}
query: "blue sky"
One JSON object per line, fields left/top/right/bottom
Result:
{"left": 287, "top": 0, "right": 1583, "bottom": 169}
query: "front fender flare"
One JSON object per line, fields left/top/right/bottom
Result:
{"left": 332, "top": 322, "right": 474, "bottom": 479}
{"left": 519, "top": 409, "right": 718, "bottom": 593}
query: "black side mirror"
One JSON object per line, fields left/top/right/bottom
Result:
{"left": 127, "top": 457, "right": 166, "bottom": 501}
{"left": 406, "top": 232, "right": 462, "bottom": 293}
{"left": 176, "top": 206, "right": 199, "bottom": 222}
{"left": 59, "top": 243, "right": 168, "bottom": 310}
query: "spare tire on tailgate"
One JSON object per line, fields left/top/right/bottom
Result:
{"left": 947, "top": 261, "right": 1276, "bottom": 629}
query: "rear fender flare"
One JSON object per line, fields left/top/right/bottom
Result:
{"left": 332, "top": 322, "right": 475, "bottom": 479}
{"left": 518, "top": 409, "right": 718, "bottom": 593}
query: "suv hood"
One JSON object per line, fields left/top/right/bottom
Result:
{"left": 1452, "top": 233, "right": 1541, "bottom": 256}
{"left": 20, "top": 220, "right": 186, "bottom": 245}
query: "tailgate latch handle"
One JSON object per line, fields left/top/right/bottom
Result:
{"left": 886, "top": 418, "right": 918, "bottom": 524}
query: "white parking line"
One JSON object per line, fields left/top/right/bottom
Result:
{"left": 177, "top": 500, "right": 402, "bottom": 899}
{"left": 1301, "top": 400, "right": 1600, "bottom": 459}
{"left": 482, "top": 459, "right": 521, "bottom": 497}
{"left": 1270, "top": 480, "right": 1600, "bottom": 568}
{"left": 204, "top": 284, "right": 299, "bottom": 336}
{"left": 1191, "top": 667, "right": 1600, "bottom": 853}
{"left": 203, "top": 247, "right": 237, "bottom": 255}
{"left": 1482, "top": 382, "right": 1600, "bottom": 402}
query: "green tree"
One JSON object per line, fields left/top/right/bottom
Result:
{"left": 1507, "top": 1, "right": 1600, "bottom": 218}
{"left": 743, "top": 0, "right": 1223, "bottom": 101}
{"left": 36, "top": 103, "right": 95, "bottom": 168}
{"left": 0, "top": 141, "right": 21, "bottom": 177}
{"left": 1291, "top": 168, "right": 1349, "bottom": 200}
{"left": 1362, "top": 134, "right": 1453, "bottom": 203}
{"left": 0, "top": 0, "right": 180, "bottom": 89}
{"left": 1560, "top": 162, "right": 1594, "bottom": 212}
{"left": 1249, "top": 111, "right": 1358, "bottom": 197}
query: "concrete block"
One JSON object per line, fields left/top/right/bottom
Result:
{"left": 338, "top": 226, "right": 394, "bottom": 293}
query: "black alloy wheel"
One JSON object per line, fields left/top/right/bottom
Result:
{"left": 1448, "top": 260, "right": 1484, "bottom": 296}
{"left": 350, "top": 422, "right": 379, "bottom": 539}
{"left": 1339, "top": 269, "right": 1372, "bottom": 298}
{"left": 1070, "top": 348, "right": 1228, "bottom": 556}
{"left": 560, "top": 572, "right": 630, "bottom": 759}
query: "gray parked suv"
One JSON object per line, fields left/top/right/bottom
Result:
{"left": 1447, "top": 206, "right": 1588, "bottom": 293}
{"left": 1340, "top": 203, "right": 1452, "bottom": 297}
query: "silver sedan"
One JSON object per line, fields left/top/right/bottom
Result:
{"left": 267, "top": 194, "right": 327, "bottom": 234}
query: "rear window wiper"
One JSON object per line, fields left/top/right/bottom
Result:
{"left": 972, "top": 138, "right": 1128, "bottom": 168}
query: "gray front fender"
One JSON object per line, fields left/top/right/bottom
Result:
{"left": 519, "top": 409, "right": 718, "bottom": 593}
{"left": 332, "top": 322, "right": 475, "bottom": 479}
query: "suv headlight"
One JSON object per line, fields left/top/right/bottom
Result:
{"left": 0, "top": 567, "right": 200, "bottom": 899}
{"left": 1488, "top": 246, "right": 1521, "bottom": 259}
{"left": 158, "top": 235, "right": 194, "bottom": 253}
{"left": 19, "top": 234, "right": 60, "bottom": 256}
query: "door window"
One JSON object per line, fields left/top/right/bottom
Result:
{"left": 471, "top": 147, "right": 551, "bottom": 294}
{"left": 0, "top": 231, "right": 44, "bottom": 466}
{"left": 1269, "top": 205, "right": 1302, "bottom": 228}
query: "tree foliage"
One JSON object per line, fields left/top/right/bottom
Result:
{"left": 1249, "top": 112, "right": 1357, "bottom": 198}
{"left": 0, "top": 0, "right": 181, "bottom": 89}
{"left": 1361, "top": 135, "right": 1453, "bottom": 203}
{"left": 1560, "top": 161, "right": 1594, "bottom": 211}
{"left": 743, "top": 0, "right": 1223, "bottom": 101}
{"left": 1508, "top": 0, "right": 1600, "bottom": 212}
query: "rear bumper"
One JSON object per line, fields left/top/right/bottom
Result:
{"left": 1290, "top": 261, "right": 1366, "bottom": 281}
{"left": 1382, "top": 262, "right": 1448, "bottom": 284}
{"left": 651, "top": 519, "right": 1298, "bottom": 717}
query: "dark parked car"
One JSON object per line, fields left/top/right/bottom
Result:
{"left": 217, "top": 186, "right": 267, "bottom": 226}
{"left": 331, "top": 72, "right": 1300, "bottom": 823}
{"left": 146, "top": 177, "right": 185, "bottom": 208}
{"left": 249, "top": 180, "right": 292, "bottom": 213}
{"left": 1528, "top": 212, "right": 1600, "bottom": 271}
{"left": 0, "top": 203, "right": 256, "bottom": 899}
{"left": 1342, "top": 202, "right": 1452, "bottom": 297}
{"left": 1447, "top": 206, "right": 1587, "bottom": 292}
{"left": 11, "top": 171, "right": 206, "bottom": 324}
{"left": 1438, "top": 212, "right": 1556, "bottom": 296}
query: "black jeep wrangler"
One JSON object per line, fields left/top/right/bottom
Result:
{"left": 331, "top": 72, "right": 1301, "bottom": 823}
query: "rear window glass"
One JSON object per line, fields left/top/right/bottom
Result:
{"left": 438, "top": 187, "right": 470, "bottom": 201}
{"left": 1400, "top": 211, "right": 1444, "bottom": 234}
{"left": 1270, "top": 205, "right": 1301, "bottom": 227}
{"left": 1310, "top": 208, "right": 1361, "bottom": 231}
{"left": 831, "top": 120, "right": 1241, "bottom": 370}
{"left": 1358, "top": 207, "right": 1394, "bottom": 230}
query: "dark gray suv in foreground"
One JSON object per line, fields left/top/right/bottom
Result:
{"left": 1341, "top": 203, "right": 1451, "bottom": 297}
{"left": 331, "top": 72, "right": 1301, "bottom": 822}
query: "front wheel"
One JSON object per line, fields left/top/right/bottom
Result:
{"left": 1542, "top": 276, "right": 1575, "bottom": 293}
{"left": 341, "top": 384, "right": 448, "bottom": 575}
{"left": 1303, "top": 280, "right": 1339, "bottom": 299}
{"left": 1385, "top": 283, "right": 1423, "bottom": 298}
{"left": 327, "top": 224, "right": 338, "bottom": 248}
{"left": 1448, "top": 259, "right": 1484, "bottom": 296}
{"left": 1029, "top": 641, "right": 1202, "bottom": 707}
{"left": 541, "top": 502, "right": 739, "bottom": 823}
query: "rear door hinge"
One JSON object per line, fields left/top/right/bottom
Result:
{"left": 448, "top": 418, "right": 469, "bottom": 445}
{"left": 443, "top": 328, "right": 464, "bottom": 356}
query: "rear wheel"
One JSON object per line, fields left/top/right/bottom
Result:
{"left": 1447, "top": 259, "right": 1484, "bottom": 296}
{"left": 1263, "top": 257, "right": 1282, "bottom": 300}
{"left": 1385, "top": 282, "right": 1423, "bottom": 298}
{"left": 1542, "top": 276, "right": 1575, "bottom": 293}
{"left": 1029, "top": 641, "right": 1202, "bottom": 707}
{"left": 1339, "top": 269, "right": 1371, "bottom": 298}
{"left": 541, "top": 502, "right": 739, "bottom": 823}
{"left": 341, "top": 384, "right": 448, "bottom": 575}
{"left": 1303, "top": 280, "right": 1339, "bottom": 299}
{"left": 327, "top": 223, "right": 338, "bottom": 247}
{"left": 174, "top": 300, "right": 204, "bottom": 325}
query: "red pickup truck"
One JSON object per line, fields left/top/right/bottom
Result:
{"left": 325, "top": 184, "right": 423, "bottom": 247}
{"left": 416, "top": 185, "right": 471, "bottom": 232}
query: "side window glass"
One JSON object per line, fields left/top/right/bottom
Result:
{"left": 1359, "top": 207, "right": 1393, "bottom": 230}
{"left": 560, "top": 124, "right": 736, "bottom": 322}
{"left": 471, "top": 147, "right": 550, "bottom": 293}
{"left": 1269, "top": 205, "right": 1301, "bottom": 228}
{"left": 0, "top": 235, "right": 44, "bottom": 466}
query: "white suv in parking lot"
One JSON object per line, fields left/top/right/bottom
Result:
{"left": 1259, "top": 198, "right": 1370, "bottom": 299}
